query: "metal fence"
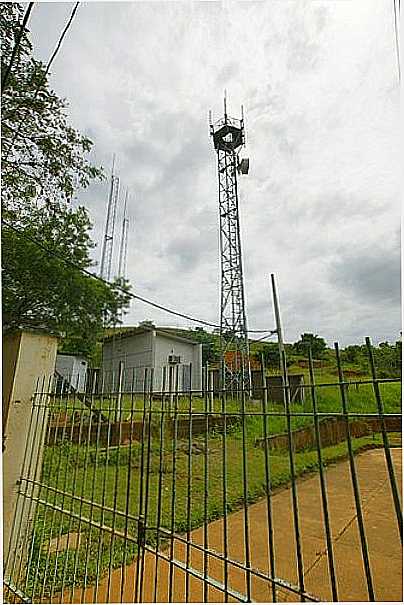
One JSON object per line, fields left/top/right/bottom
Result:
{"left": 3, "top": 339, "right": 402, "bottom": 603}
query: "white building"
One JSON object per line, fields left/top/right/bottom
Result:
{"left": 102, "top": 326, "right": 203, "bottom": 393}
{"left": 55, "top": 353, "right": 88, "bottom": 393}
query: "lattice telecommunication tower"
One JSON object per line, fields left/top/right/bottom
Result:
{"left": 100, "top": 157, "right": 120, "bottom": 281}
{"left": 210, "top": 96, "right": 251, "bottom": 394}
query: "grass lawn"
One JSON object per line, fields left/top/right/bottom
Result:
{"left": 24, "top": 378, "right": 401, "bottom": 597}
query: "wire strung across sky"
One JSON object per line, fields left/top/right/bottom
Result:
{"left": 393, "top": 0, "right": 401, "bottom": 81}
{"left": 1, "top": 0, "right": 277, "bottom": 337}
{"left": 1, "top": 2, "right": 35, "bottom": 94}
{"left": 4, "top": 2, "right": 80, "bottom": 161}
{"left": 3, "top": 220, "right": 277, "bottom": 336}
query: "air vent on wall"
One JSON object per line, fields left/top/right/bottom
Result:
{"left": 168, "top": 354, "right": 181, "bottom": 365}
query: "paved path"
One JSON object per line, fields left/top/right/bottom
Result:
{"left": 69, "top": 447, "right": 402, "bottom": 603}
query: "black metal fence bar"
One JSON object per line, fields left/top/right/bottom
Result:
{"left": 281, "top": 350, "right": 306, "bottom": 602}
{"left": 3, "top": 341, "right": 402, "bottom": 604}
{"left": 260, "top": 354, "right": 277, "bottom": 602}
{"left": 335, "top": 343, "right": 375, "bottom": 601}
{"left": 307, "top": 348, "right": 338, "bottom": 601}
{"left": 365, "top": 337, "right": 403, "bottom": 540}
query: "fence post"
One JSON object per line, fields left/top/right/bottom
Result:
{"left": 116, "top": 360, "right": 124, "bottom": 422}
{"left": 2, "top": 328, "right": 59, "bottom": 581}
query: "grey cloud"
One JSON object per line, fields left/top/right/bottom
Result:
{"left": 328, "top": 245, "right": 400, "bottom": 305}
{"left": 164, "top": 235, "right": 204, "bottom": 272}
{"left": 216, "top": 62, "right": 239, "bottom": 85}
{"left": 27, "top": 1, "right": 399, "bottom": 346}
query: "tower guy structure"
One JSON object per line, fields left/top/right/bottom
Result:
{"left": 100, "top": 157, "right": 120, "bottom": 281}
{"left": 210, "top": 96, "right": 251, "bottom": 395}
{"left": 117, "top": 189, "right": 129, "bottom": 280}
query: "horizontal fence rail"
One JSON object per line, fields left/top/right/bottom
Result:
{"left": 3, "top": 341, "right": 402, "bottom": 603}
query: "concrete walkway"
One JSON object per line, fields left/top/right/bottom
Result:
{"left": 69, "top": 447, "right": 402, "bottom": 603}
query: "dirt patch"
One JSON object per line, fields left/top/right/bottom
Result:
{"left": 45, "top": 531, "right": 81, "bottom": 555}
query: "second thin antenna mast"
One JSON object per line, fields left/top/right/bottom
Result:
{"left": 100, "top": 156, "right": 120, "bottom": 281}
{"left": 118, "top": 189, "right": 129, "bottom": 280}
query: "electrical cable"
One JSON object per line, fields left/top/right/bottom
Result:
{"left": 4, "top": 2, "right": 80, "bottom": 160}
{"left": 1, "top": 2, "right": 35, "bottom": 94}
{"left": 393, "top": 0, "right": 401, "bottom": 81}
{"left": 2, "top": 1, "right": 277, "bottom": 337}
{"left": 2, "top": 220, "right": 277, "bottom": 335}
{"left": 252, "top": 332, "right": 277, "bottom": 343}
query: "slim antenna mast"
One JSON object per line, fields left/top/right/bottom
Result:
{"left": 100, "top": 154, "right": 120, "bottom": 281}
{"left": 118, "top": 189, "right": 129, "bottom": 280}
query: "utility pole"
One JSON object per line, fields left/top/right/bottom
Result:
{"left": 270, "top": 273, "right": 285, "bottom": 362}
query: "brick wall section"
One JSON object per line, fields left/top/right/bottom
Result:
{"left": 46, "top": 420, "right": 144, "bottom": 447}
{"left": 47, "top": 414, "right": 401, "bottom": 448}
{"left": 255, "top": 414, "right": 402, "bottom": 451}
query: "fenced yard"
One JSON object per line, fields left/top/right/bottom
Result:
{"left": 4, "top": 349, "right": 402, "bottom": 603}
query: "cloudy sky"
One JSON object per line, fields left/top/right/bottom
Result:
{"left": 29, "top": 0, "right": 401, "bottom": 346}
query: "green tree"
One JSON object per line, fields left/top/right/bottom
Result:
{"left": 2, "top": 204, "right": 131, "bottom": 356}
{"left": 1, "top": 4, "right": 130, "bottom": 356}
{"left": 374, "top": 341, "right": 402, "bottom": 378}
{"left": 259, "top": 343, "right": 280, "bottom": 369}
{"left": 1, "top": 3, "right": 102, "bottom": 217}
{"left": 191, "top": 327, "right": 220, "bottom": 365}
{"left": 341, "top": 344, "right": 363, "bottom": 364}
{"left": 294, "top": 333, "right": 327, "bottom": 358}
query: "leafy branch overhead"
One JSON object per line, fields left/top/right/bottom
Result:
{"left": 1, "top": 3, "right": 103, "bottom": 215}
{"left": 1, "top": 3, "right": 131, "bottom": 356}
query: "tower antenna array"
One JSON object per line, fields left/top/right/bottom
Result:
{"left": 100, "top": 155, "right": 120, "bottom": 281}
{"left": 210, "top": 95, "right": 251, "bottom": 394}
{"left": 117, "top": 189, "right": 129, "bottom": 280}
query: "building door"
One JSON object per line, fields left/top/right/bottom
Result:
{"left": 182, "top": 363, "right": 191, "bottom": 392}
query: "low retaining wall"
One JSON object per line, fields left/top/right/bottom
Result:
{"left": 170, "top": 414, "right": 241, "bottom": 439}
{"left": 47, "top": 413, "right": 401, "bottom": 449}
{"left": 255, "top": 415, "right": 402, "bottom": 452}
{"left": 46, "top": 420, "right": 144, "bottom": 447}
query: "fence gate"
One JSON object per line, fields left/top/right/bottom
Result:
{"left": 3, "top": 344, "right": 402, "bottom": 603}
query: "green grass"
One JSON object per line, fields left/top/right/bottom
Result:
{"left": 24, "top": 377, "right": 401, "bottom": 597}
{"left": 51, "top": 372, "right": 401, "bottom": 420}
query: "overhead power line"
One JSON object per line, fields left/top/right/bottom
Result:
{"left": 3, "top": 220, "right": 277, "bottom": 335}
{"left": 393, "top": 0, "right": 401, "bottom": 81}
{"left": 1, "top": 2, "right": 35, "bottom": 94}
{"left": 4, "top": 2, "right": 80, "bottom": 160}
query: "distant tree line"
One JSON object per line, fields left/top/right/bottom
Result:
{"left": 188, "top": 327, "right": 402, "bottom": 378}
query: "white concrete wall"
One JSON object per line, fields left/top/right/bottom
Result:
{"left": 101, "top": 330, "right": 202, "bottom": 393}
{"left": 153, "top": 333, "right": 202, "bottom": 392}
{"left": 3, "top": 330, "right": 58, "bottom": 576}
{"left": 56, "top": 354, "right": 88, "bottom": 393}
{"left": 102, "top": 331, "right": 153, "bottom": 392}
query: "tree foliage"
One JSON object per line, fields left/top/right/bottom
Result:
{"left": 258, "top": 343, "right": 280, "bottom": 368}
{"left": 293, "top": 333, "right": 327, "bottom": 358}
{"left": 341, "top": 341, "right": 402, "bottom": 378}
{"left": 1, "top": 3, "right": 102, "bottom": 217}
{"left": 191, "top": 327, "right": 220, "bottom": 365}
{"left": 1, "top": 4, "right": 131, "bottom": 355}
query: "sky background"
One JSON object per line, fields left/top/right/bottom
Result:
{"left": 28, "top": 0, "right": 401, "bottom": 346}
